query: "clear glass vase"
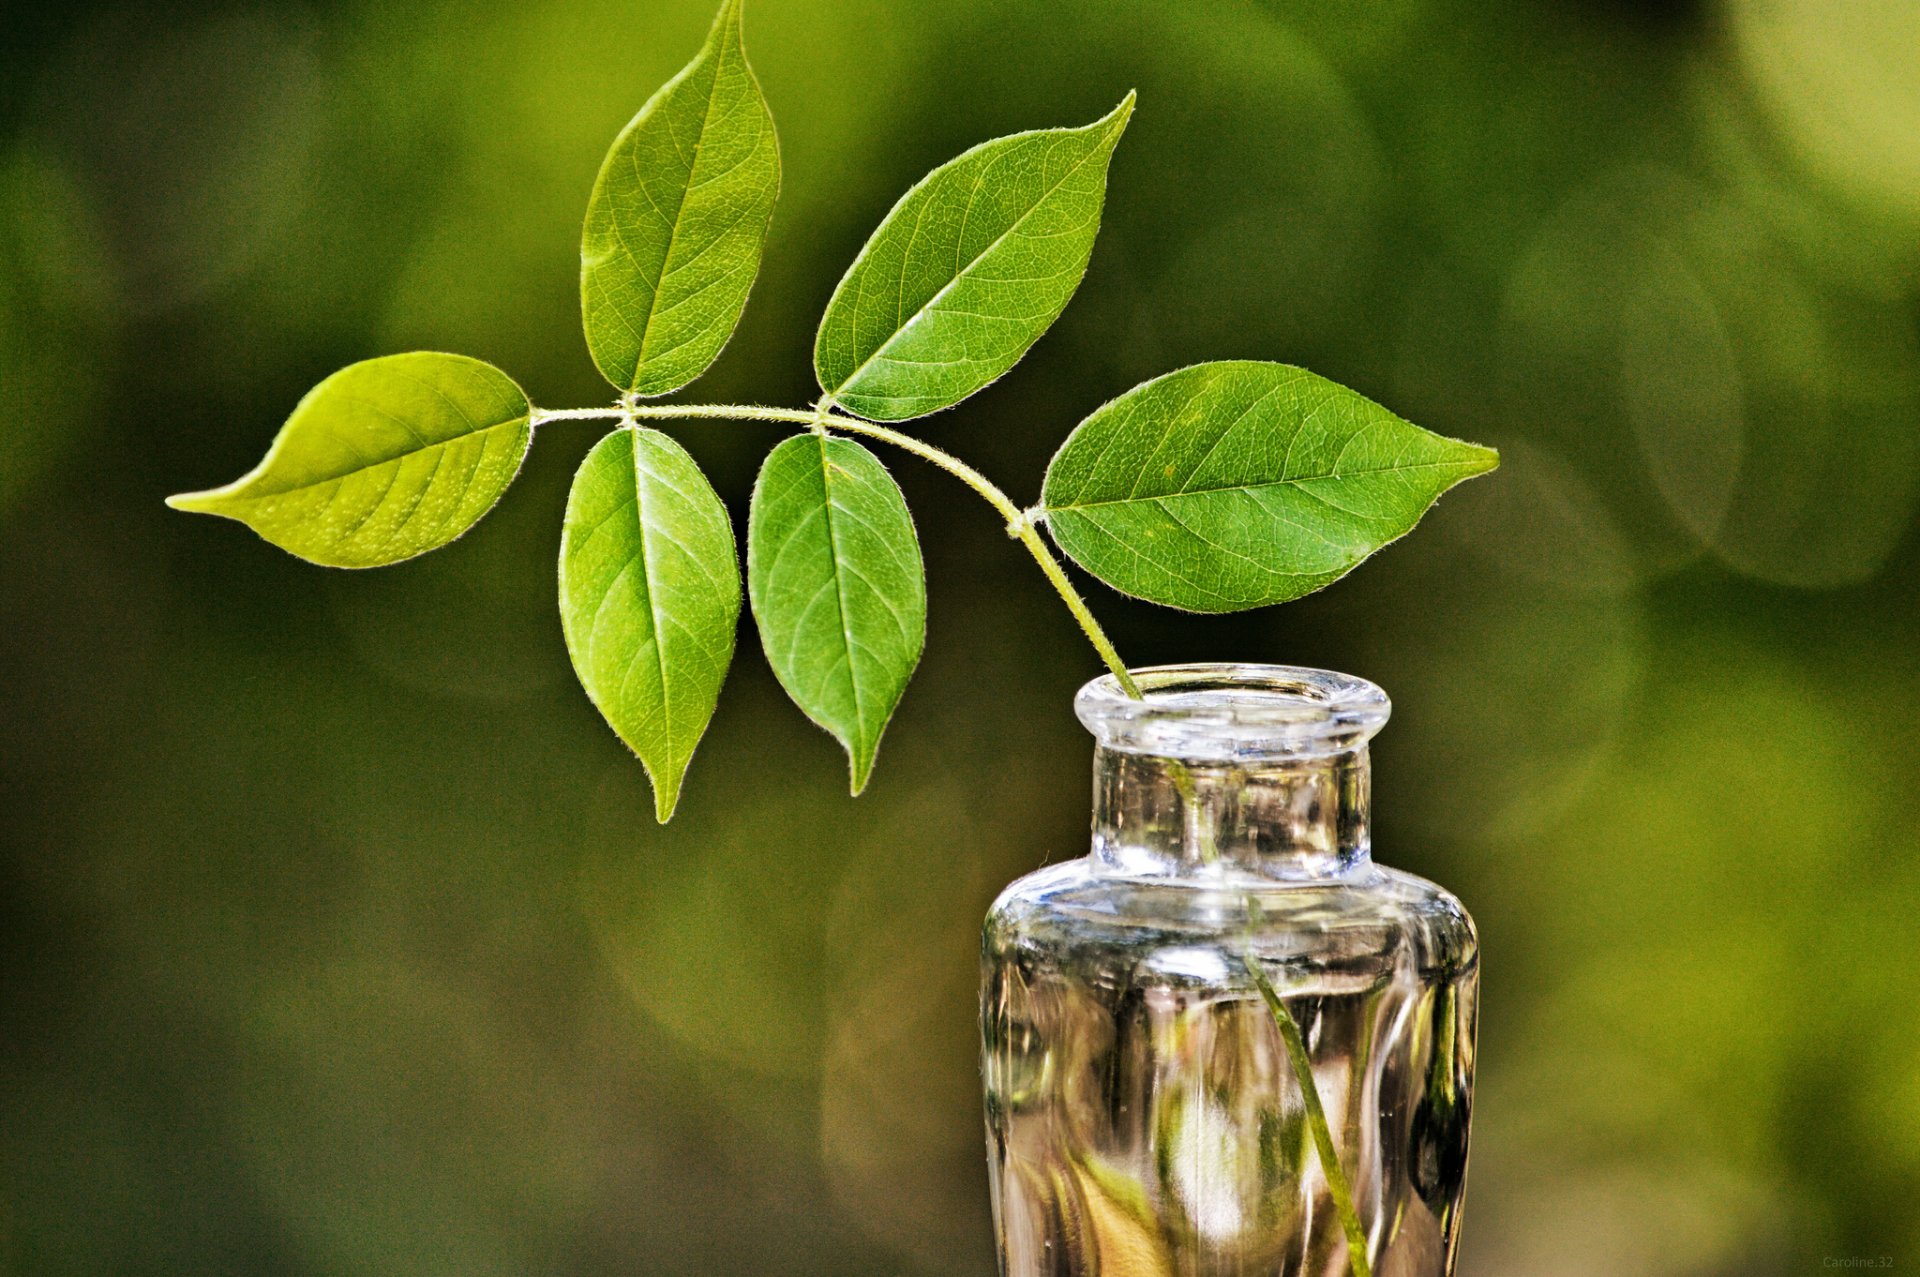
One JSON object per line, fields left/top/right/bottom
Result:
{"left": 982, "top": 665, "right": 1478, "bottom": 1277}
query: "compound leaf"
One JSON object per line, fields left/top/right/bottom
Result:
{"left": 748, "top": 433, "right": 925, "bottom": 793}
{"left": 166, "top": 352, "right": 531, "bottom": 568}
{"left": 582, "top": 0, "right": 780, "bottom": 397}
{"left": 1040, "top": 361, "right": 1499, "bottom": 612}
{"left": 560, "top": 426, "right": 741, "bottom": 821}
{"left": 815, "top": 94, "right": 1133, "bottom": 422}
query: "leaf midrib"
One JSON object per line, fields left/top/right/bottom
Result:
{"left": 1044, "top": 455, "right": 1494, "bottom": 514}
{"left": 631, "top": 432, "right": 677, "bottom": 768}
{"left": 205, "top": 414, "right": 527, "bottom": 505}
{"left": 828, "top": 123, "right": 1115, "bottom": 398}
{"left": 815, "top": 435, "right": 869, "bottom": 759}
{"left": 626, "top": 17, "right": 730, "bottom": 392}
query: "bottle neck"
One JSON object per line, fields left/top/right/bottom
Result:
{"left": 1090, "top": 744, "right": 1373, "bottom": 882}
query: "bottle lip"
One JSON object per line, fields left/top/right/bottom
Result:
{"left": 1076, "top": 663, "right": 1390, "bottom": 761}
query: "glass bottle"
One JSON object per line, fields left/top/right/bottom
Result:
{"left": 982, "top": 664, "right": 1477, "bottom": 1277}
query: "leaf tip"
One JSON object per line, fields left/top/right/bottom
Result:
{"left": 650, "top": 777, "right": 683, "bottom": 824}
{"left": 1102, "top": 90, "right": 1138, "bottom": 135}
{"left": 846, "top": 753, "right": 874, "bottom": 798}
{"left": 710, "top": 0, "right": 749, "bottom": 45}
{"left": 165, "top": 488, "right": 222, "bottom": 515}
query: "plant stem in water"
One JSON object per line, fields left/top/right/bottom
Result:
{"left": 1247, "top": 951, "right": 1374, "bottom": 1277}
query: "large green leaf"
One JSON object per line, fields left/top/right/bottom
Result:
{"left": 747, "top": 434, "right": 925, "bottom": 793}
{"left": 814, "top": 94, "right": 1134, "bottom": 422}
{"left": 581, "top": 0, "right": 780, "bottom": 397}
{"left": 166, "top": 352, "right": 531, "bottom": 568}
{"left": 1041, "top": 362, "right": 1499, "bottom": 612}
{"left": 559, "top": 427, "right": 741, "bottom": 822}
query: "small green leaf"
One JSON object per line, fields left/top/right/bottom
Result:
{"left": 1041, "top": 362, "right": 1499, "bottom": 612}
{"left": 581, "top": 0, "right": 780, "bottom": 397}
{"left": 166, "top": 352, "right": 531, "bottom": 568}
{"left": 814, "top": 93, "right": 1134, "bottom": 422}
{"left": 748, "top": 434, "right": 925, "bottom": 793}
{"left": 560, "top": 426, "right": 741, "bottom": 822}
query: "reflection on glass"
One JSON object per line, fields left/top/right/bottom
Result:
{"left": 984, "top": 666, "right": 1478, "bottom": 1275}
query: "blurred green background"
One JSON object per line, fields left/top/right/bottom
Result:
{"left": 3, "top": 0, "right": 1917, "bottom": 1272}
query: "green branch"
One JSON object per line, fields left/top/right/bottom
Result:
{"left": 612, "top": 401, "right": 1144, "bottom": 699}
{"left": 165, "top": 4, "right": 1496, "bottom": 825}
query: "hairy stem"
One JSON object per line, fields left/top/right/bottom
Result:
{"left": 1013, "top": 521, "right": 1139, "bottom": 698}
{"left": 528, "top": 406, "right": 629, "bottom": 423}
{"left": 599, "top": 400, "right": 1145, "bottom": 699}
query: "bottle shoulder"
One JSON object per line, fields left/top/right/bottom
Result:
{"left": 984, "top": 856, "right": 1476, "bottom": 979}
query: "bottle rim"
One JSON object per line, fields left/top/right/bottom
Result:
{"left": 1075, "top": 663, "right": 1390, "bottom": 760}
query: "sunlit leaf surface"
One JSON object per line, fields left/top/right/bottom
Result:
{"left": 559, "top": 426, "right": 740, "bottom": 821}
{"left": 166, "top": 352, "right": 531, "bottom": 568}
{"left": 1042, "top": 362, "right": 1498, "bottom": 611}
{"left": 814, "top": 95, "right": 1132, "bottom": 421}
{"left": 748, "top": 433, "right": 925, "bottom": 793}
{"left": 581, "top": 0, "right": 780, "bottom": 397}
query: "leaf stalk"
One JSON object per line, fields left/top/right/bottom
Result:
{"left": 529, "top": 406, "right": 629, "bottom": 424}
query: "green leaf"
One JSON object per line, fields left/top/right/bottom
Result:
{"left": 559, "top": 426, "right": 741, "bottom": 822}
{"left": 814, "top": 93, "right": 1134, "bottom": 422}
{"left": 166, "top": 352, "right": 531, "bottom": 568}
{"left": 581, "top": 0, "right": 780, "bottom": 397}
{"left": 1040, "top": 362, "right": 1499, "bottom": 612}
{"left": 747, "top": 433, "right": 926, "bottom": 793}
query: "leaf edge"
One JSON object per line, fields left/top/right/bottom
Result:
{"left": 164, "top": 351, "right": 534, "bottom": 570}
{"left": 1038, "top": 360, "right": 1500, "bottom": 614}
{"left": 558, "top": 425, "right": 742, "bottom": 823}
{"left": 811, "top": 89, "right": 1137, "bottom": 423}
{"left": 578, "top": 0, "right": 782, "bottom": 400}
{"left": 746, "top": 432, "right": 928, "bottom": 796}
